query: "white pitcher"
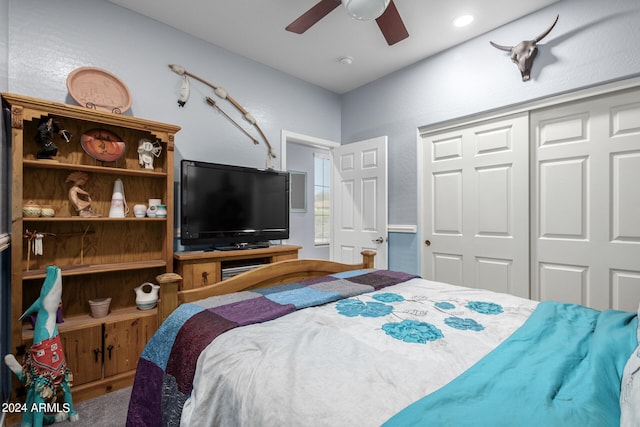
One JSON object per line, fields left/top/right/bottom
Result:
{"left": 134, "top": 282, "right": 159, "bottom": 310}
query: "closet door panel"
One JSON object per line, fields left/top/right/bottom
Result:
{"left": 538, "top": 157, "right": 588, "bottom": 239}
{"left": 422, "top": 113, "right": 529, "bottom": 297}
{"left": 612, "top": 151, "right": 640, "bottom": 241}
{"left": 532, "top": 88, "right": 640, "bottom": 311}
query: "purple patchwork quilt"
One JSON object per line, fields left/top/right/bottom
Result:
{"left": 126, "top": 269, "right": 418, "bottom": 426}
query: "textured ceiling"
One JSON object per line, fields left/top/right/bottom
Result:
{"left": 109, "top": 0, "right": 560, "bottom": 93}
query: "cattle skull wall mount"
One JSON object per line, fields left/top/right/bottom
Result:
{"left": 490, "top": 15, "right": 559, "bottom": 81}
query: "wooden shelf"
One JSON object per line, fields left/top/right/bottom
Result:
{"left": 22, "top": 305, "right": 158, "bottom": 339}
{"left": 23, "top": 216, "right": 166, "bottom": 222}
{"left": 23, "top": 159, "right": 168, "bottom": 178}
{"left": 22, "top": 259, "right": 167, "bottom": 279}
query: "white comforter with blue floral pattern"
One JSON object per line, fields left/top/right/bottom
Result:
{"left": 180, "top": 277, "right": 538, "bottom": 426}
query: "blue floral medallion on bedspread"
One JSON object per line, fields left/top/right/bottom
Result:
{"left": 125, "top": 269, "right": 418, "bottom": 427}
{"left": 383, "top": 301, "right": 638, "bottom": 427}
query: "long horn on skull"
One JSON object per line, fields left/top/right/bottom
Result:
{"left": 489, "top": 41, "right": 513, "bottom": 52}
{"left": 534, "top": 14, "right": 559, "bottom": 42}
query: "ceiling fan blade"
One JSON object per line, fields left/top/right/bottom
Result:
{"left": 286, "top": 0, "right": 341, "bottom": 34}
{"left": 375, "top": 1, "right": 409, "bottom": 45}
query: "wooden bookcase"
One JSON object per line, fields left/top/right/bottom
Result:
{"left": 3, "top": 93, "right": 180, "bottom": 403}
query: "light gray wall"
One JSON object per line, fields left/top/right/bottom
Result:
{"left": 1, "top": 0, "right": 638, "bottom": 289}
{"left": 341, "top": 0, "right": 640, "bottom": 274}
{"left": 3, "top": 0, "right": 342, "bottom": 250}
{"left": 5, "top": 0, "right": 342, "bottom": 170}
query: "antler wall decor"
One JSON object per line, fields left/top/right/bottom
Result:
{"left": 490, "top": 14, "right": 559, "bottom": 81}
{"left": 168, "top": 64, "right": 276, "bottom": 167}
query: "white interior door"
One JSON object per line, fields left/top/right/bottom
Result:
{"left": 421, "top": 113, "right": 529, "bottom": 298}
{"left": 331, "top": 137, "right": 388, "bottom": 269}
{"left": 531, "top": 88, "right": 640, "bottom": 311}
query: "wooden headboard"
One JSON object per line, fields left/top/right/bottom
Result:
{"left": 157, "top": 250, "right": 376, "bottom": 323}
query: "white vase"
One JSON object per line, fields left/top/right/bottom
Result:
{"left": 108, "top": 179, "right": 128, "bottom": 218}
{"left": 134, "top": 282, "right": 159, "bottom": 310}
{"left": 133, "top": 204, "right": 147, "bottom": 218}
{"left": 147, "top": 198, "right": 161, "bottom": 217}
{"left": 155, "top": 204, "right": 167, "bottom": 218}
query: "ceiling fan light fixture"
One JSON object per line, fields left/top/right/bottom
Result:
{"left": 341, "top": 0, "right": 391, "bottom": 21}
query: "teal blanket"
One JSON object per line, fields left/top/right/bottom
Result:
{"left": 384, "top": 301, "right": 638, "bottom": 427}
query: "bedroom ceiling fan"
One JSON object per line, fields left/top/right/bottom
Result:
{"left": 286, "top": 0, "right": 409, "bottom": 46}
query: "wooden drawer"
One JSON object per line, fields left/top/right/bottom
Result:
{"left": 272, "top": 252, "right": 298, "bottom": 262}
{"left": 177, "top": 260, "right": 221, "bottom": 290}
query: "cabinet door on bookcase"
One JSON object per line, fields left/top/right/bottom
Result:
{"left": 103, "top": 316, "right": 157, "bottom": 377}
{"left": 60, "top": 326, "right": 102, "bottom": 386}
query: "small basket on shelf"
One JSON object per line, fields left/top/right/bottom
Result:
{"left": 89, "top": 297, "right": 111, "bottom": 318}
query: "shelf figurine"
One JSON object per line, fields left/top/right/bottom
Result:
{"left": 35, "top": 116, "right": 72, "bottom": 160}
{"left": 65, "top": 171, "right": 100, "bottom": 217}
{"left": 3, "top": 266, "right": 78, "bottom": 426}
{"left": 137, "top": 139, "right": 162, "bottom": 169}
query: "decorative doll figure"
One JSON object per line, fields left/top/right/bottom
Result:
{"left": 3, "top": 266, "right": 79, "bottom": 426}
{"left": 35, "top": 116, "right": 71, "bottom": 160}
{"left": 65, "top": 171, "right": 100, "bottom": 217}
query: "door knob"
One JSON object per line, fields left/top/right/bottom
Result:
{"left": 372, "top": 237, "right": 385, "bottom": 244}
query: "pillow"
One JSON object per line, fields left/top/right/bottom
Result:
{"left": 620, "top": 304, "right": 640, "bottom": 427}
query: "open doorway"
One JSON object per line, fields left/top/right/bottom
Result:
{"left": 280, "top": 131, "right": 339, "bottom": 260}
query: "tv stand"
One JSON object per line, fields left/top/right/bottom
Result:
{"left": 174, "top": 245, "right": 301, "bottom": 290}
{"left": 215, "top": 242, "right": 270, "bottom": 251}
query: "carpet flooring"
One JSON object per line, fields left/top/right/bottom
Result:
{"left": 8, "top": 386, "right": 131, "bottom": 427}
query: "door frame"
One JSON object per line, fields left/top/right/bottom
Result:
{"left": 280, "top": 130, "right": 341, "bottom": 169}
{"left": 417, "top": 76, "right": 640, "bottom": 283}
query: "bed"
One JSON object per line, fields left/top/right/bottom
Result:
{"left": 126, "top": 251, "right": 640, "bottom": 427}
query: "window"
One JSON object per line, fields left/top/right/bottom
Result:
{"left": 314, "top": 153, "right": 330, "bottom": 245}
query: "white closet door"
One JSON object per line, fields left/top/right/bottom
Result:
{"left": 421, "top": 113, "right": 529, "bottom": 298}
{"left": 531, "top": 88, "right": 640, "bottom": 311}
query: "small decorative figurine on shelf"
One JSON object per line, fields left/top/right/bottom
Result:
{"left": 137, "top": 139, "right": 162, "bottom": 169}
{"left": 3, "top": 266, "right": 78, "bottom": 426}
{"left": 35, "top": 116, "right": 72, "bottom": 160}
{"left": 65, "top": 171, "right": 100, "bottom": 217}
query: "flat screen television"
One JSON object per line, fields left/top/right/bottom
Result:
{"left": 180, "top": 160, "right": 290, "bottom": 248}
